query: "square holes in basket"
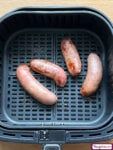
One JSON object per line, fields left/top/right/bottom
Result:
{"left": 4, "top": 29, "right": 104, "bottom": 126}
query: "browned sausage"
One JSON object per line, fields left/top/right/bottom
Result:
{"left": 81, "top": 53, "right": 103, "bottom": 96}
{"left": 16, "top": 64, "right": 57, "bottom": 105}
{"left": 30, "top": 59, "right": 67, "bottom": 87}
{"left": 61, "top": 37, "right": 82, "bottom": 76}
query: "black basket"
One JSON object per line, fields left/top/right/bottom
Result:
{"left": 0, "top": 7, "right": 113, "bottom": 149}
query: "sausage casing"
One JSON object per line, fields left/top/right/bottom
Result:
{"left": 81, "top": 53, "right": 103, "bottom": 96}
{"left": 30, "top": 59, "right": 67, "bottom": 87}
{"left": 61, "top": 37, "right": 82, "bottom": 76}
{"left": 16, "top": 64, "right": 57, "bottom": 105}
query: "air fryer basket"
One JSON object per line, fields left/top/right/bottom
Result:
{"left": 0, "top": 7, "right": 113, "bottom": 145}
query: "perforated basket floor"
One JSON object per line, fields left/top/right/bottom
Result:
{"left": 0, "top": 29, "right": 106, "bottom": 129}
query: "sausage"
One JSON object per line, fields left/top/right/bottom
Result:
{"left": 30, "top": 59, "right": 67, "bottom": 87}
{"left": 80, "top": 53, "right": 103, "bottom": 96}
{"left": 61, "top": 37, "right": 82, "bottom": 76}
{"left": 16, "top": 64, "right": 57, "bottom": 105}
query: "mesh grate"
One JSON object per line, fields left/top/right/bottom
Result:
{"left": 2, "top": 29, "right": 105, "bottom": 128}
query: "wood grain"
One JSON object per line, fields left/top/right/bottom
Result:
{"left": 0, "top": 0, "right": 113, "bottom": 149}
{"left": 0, "top": 142, "right": 91, "bottom": 150}
{"left": 0, "top": 0, "right": 113, "bottom": 22}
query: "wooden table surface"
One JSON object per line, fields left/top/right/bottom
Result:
{"left": 0, "top": 0, "right": 113, "bottom": 149}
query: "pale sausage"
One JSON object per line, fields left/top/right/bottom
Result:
{"left": 30, "top": 59, "right": 67, "bottom": 87}
{"left": 81, "top": 53, "right": 103, "bottom": 96}
{"left": 61, "top": 37, "right": 82, "bottom": 76}
{"left": 16, "top": 64, "right": 57, "bottom": 105}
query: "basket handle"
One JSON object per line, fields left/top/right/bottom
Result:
{"left": 43, "top": 144, "right": 61, "bottom": 150}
